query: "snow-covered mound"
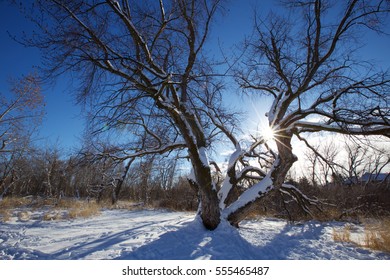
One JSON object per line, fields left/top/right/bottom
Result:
{"left": 1, "top": 209, "right": 389, "bottom": 260}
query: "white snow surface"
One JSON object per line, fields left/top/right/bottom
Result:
{"left": 1, "top": 209, "right": 389, "bottom": 260}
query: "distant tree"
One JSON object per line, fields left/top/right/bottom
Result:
{"left": 304, "top": 140, "right": 340, "bottom": 186}
{"left": 23, "top": 0, "right": 390, "bottom": 229}
{"left": 0, "top": 73, "right": 42, "bottom": 152}
{"left": 364, "top": 147, "right": 390, "bottom": 181}
{"left": 75, "top": 144, "right": 124, "bottom": 202}
{"left": 0, "top": 73, "right": 43, "bottom": 199}
{"left": 304, "top": 142, "right": 321, "bottom": 186}
{"left": 342, "top": 139, "right": 390, "bottom": 185}
{"left": 344, "top": 142, "right": 368, "bottom": 182}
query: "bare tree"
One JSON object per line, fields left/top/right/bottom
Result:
{"left": 232, "top": 0, "right": 390, "bottom": 223}
{"left": 304, "top": 142, "right": 321, "bottom": 186}
{"left": 22, "top": 0, "right": 390, "bottom": 229}
{"left": 22, "top": 0, "right": 234, "bottom": 229}
{"left": 344, "top": 141, "right": 368, "bottom": 182}
{"left": 0, "top": 73, "right": 43, "bottom": 199}
{"left": 304, "top": 140, "right": 340, "bottom": 186}
{"left": 0, "top": 73, "right": 42, "bottom": 152}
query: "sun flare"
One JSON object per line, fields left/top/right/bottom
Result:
{"left": 263, "top": 125, "right": 275, "bottom": 141}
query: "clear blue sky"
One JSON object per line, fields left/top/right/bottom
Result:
{"left": 1, "top": 0, "right": 389, "bottom": 155}
{"left": 0, "top": 1, "right": 85, "bottom": 153}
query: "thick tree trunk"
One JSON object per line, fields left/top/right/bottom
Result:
{"left": 272, "top": 133, "right": 297, "bottom": 188}
{"left": 226, "top": 132, "right": 297, "bottom": 227}
{"left": 191, "top": 160, "right": 221, "bottom": 230}
{"left": 156, "top": 94, "right": 222, "bottom": 230}
{"left": 227, "top": 199, "right": 259, "bottom": 227}
{"left": 199, "top": 187, "right": 221, "bottom": 230}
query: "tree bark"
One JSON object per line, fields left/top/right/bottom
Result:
{"left": 272, "top": 133, "right": 297, "bottom": 188}
{"left": 190, "top": 153, "right": 221, "bottom": 230}
{"left": 226, "top": 132, "right": 297, "bottom": 227}
{"left": 111, "top": 159, "right": 133, "bottom": 205}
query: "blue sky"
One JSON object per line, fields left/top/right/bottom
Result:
{"left": 0, "top": 2, "right": 85, "bottom": 153}
{"left": 0, "top": 1, "right": 90, "bottom": 153}
{"left": 0, "top": 0, "right": 389, "bottom": 155}
{"left": 0, "top": 0, "right": 261, "bottom": 153}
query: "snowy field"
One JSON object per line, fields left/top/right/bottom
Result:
{"left": 1, "top": 209, "right": 389, "bottom": 260}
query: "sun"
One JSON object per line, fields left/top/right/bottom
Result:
{"left": 247, "top": 117, "right": 276, "bottom": 143}
{"left": 262, "top": 124, "right": 275, "bottom": 141}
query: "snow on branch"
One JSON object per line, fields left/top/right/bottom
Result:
{"left": 294, "top": 121, "right": 390, "bottom": 137}
{"left": 222, "top": 173, "right": 273, "bottom": 218}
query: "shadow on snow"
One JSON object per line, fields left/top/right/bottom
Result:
{"left": 2, "top": 212, "right": 390, "bottom": 260}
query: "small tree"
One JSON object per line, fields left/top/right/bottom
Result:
{"left": 0, "top": 73, "right": 43, "bottom": 198}
{"left": 304, "top": 140, "right": 340, "bottom": 186}
{"left": 344, "top": 141, "right": 369, "bottom": 183}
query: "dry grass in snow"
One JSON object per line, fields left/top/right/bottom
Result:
{"left": 333, "top": 219, "right": 390, "bottom": 254}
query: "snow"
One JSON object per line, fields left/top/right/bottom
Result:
{"left": 268, "top": 94, "right": 289, "bottom": 124}
{"left": 113, "top": 0, "right": 121, "bottom": 10}
{"left": 222, "top": 174, "right": 273, "bottom": 218}
{"left": 1, "top": 209, "right": 389, "bottom": 260}
{"left": 198, "top": 147, "right": 209, "bottom": 168}
{"left": 218, "top": 145, "right": 244, "bottom": 209}
{"left": 218, "top": 178, "right": 232, "bottom": 210}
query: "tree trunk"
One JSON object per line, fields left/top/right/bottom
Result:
{"left": 192, "top": 161, "right": 221, "bottom": 230}
{"left": 111, "top": 159, "right": 133, "bottom": 205}
{"left": 227, "top": 199, "right": 260, "bottom": 227}
{"left": 199, "top": 186, "right": 220, "bottom": 230}
{"left": 226, "top": 132, "right": 297, "bottom": 227}
{"left": 272, "top": 133, "right": 297, "bottom": 188}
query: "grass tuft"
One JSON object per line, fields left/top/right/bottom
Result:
{"left": 0, "top": 197, "right": 30, "bottom": 208}
{"left": 0, "top": 196, "right": 101, "bottom": 222}
{"left": 333, "top": 224, "right": 352, "bottom": 243}
{"left": 363, "top": 219, "right": 390, "bottom": 253}
{"left": 1, "top": 197, "right": 31, "bottom": 222}
{"left": 42, "top": 211, "right": 64, "bottom": 221}
{"left": 333, "top": 220, "right": 390, "bottom": 254}
{"left": 67, "top": 201, "right": 100, "bottom": 219}
{"left": 0, "top": 209, "right": 11, "bottom": 222}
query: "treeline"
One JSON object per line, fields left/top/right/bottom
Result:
{"left": 0, "top": 72, "right": 198, "bottom": 210}
{"left": 255, "top": 176, "right": 390, "bottom": 222}
{"left": 0, "top": 146, "right": 198, "bottom": 211}
{"left": 269, "top": 139, "right": 390, "bottom": 221}
{"left": 2, "top": 142, "right": 389, "bottom": 220}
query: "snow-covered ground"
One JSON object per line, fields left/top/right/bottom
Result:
{"left": 1, "top": 209, "right": 389, "bottom": 260}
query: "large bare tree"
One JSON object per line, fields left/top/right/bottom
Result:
{"left": 233, "top": 0, "right": 390, "bottom": 222}
{"left": 21, "top": 0, "right": 390, "bottom": 229}
{"left": 22, "top": 0, "right": 234, "bottom": 229}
